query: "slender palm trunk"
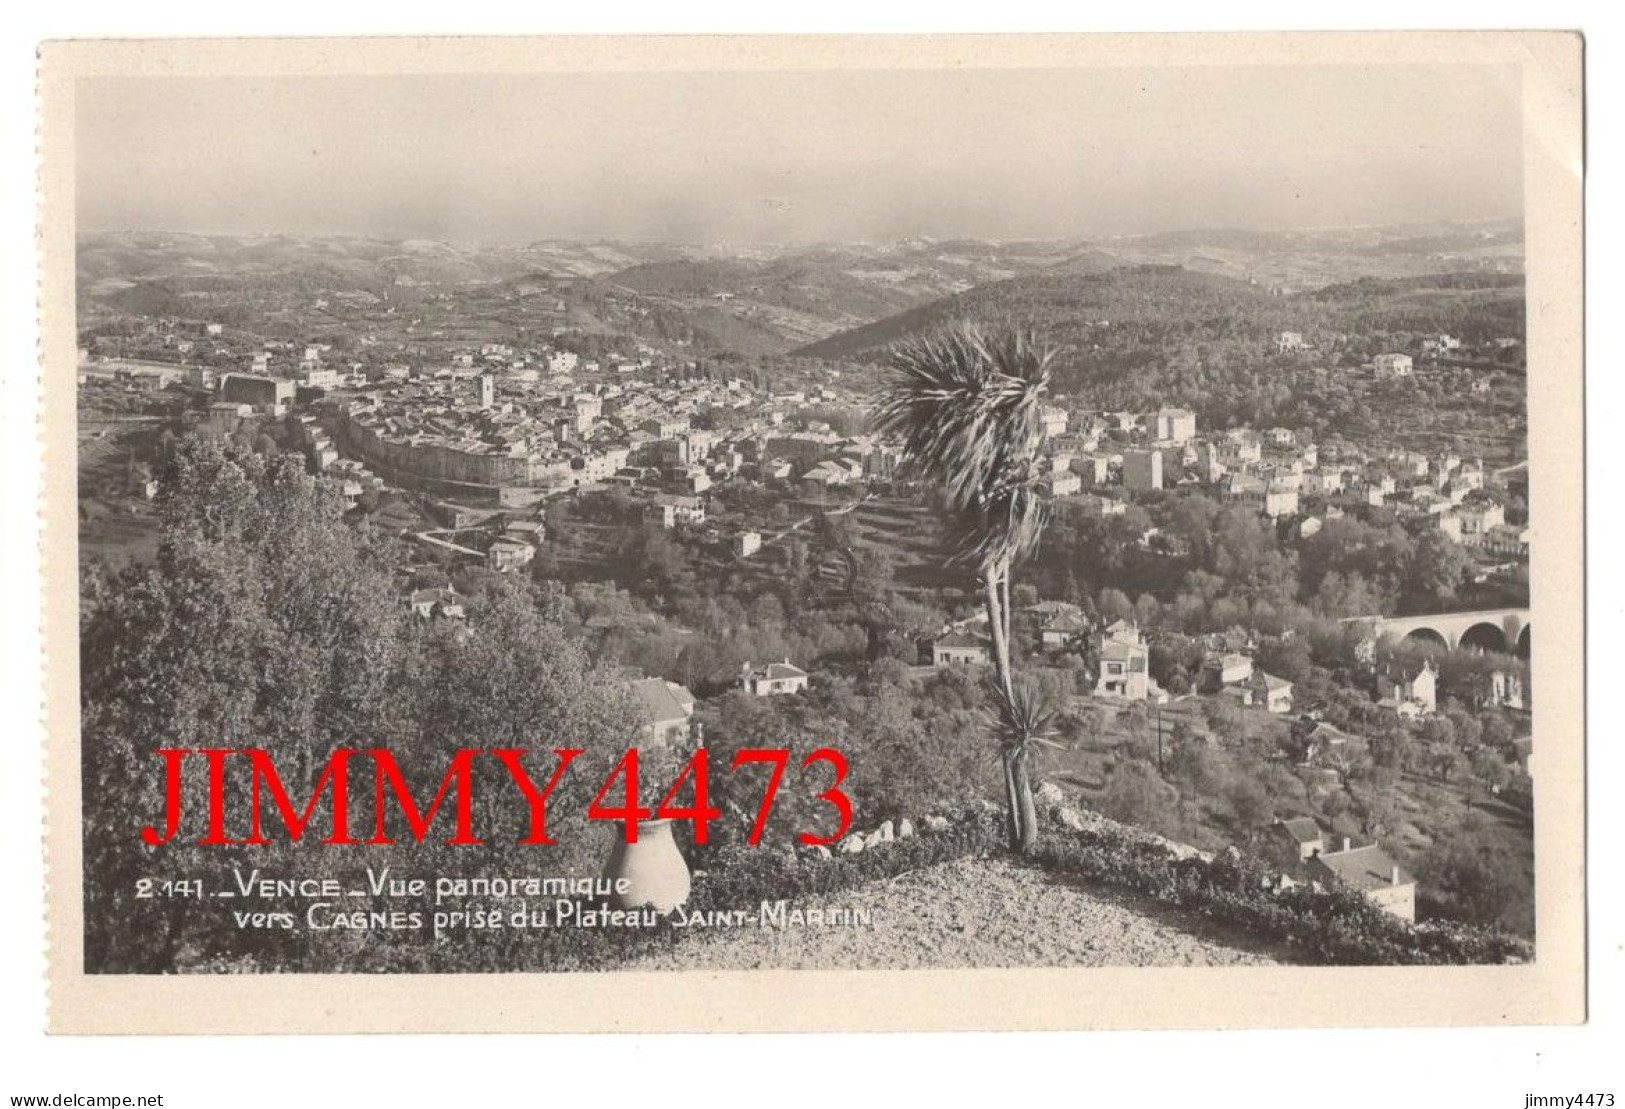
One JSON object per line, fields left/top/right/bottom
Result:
{"left": 982, "top": 573, "right": 1020, "bottom": 848}
{"left": 983, "top": 570, "right": 1014, "bottom": 697}
{"left": 1000, "top": 567, "right": 1040, "bottom": 853}
{"left": 1011, "top": 749, "right": 1039, "bottom": 853}
{"left": 1000, "top": 750, "right": 1021, "bottom": 848}
{"left": 1000, "top": 571, "right": 1013, "bottom": 671}
{"left": 984, "top": 564, "right": 1039, "bottom": 853}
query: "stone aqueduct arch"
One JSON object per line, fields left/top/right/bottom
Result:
{"left": 1355, "top": 607, "right": 1531, "bottom": 658}
{"left": 1403, "top": 626, "right": 1451, "bottom": 651}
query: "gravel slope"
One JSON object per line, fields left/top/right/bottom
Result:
{"left": 627, "top": 856, "right": 1289, "bottom": 970}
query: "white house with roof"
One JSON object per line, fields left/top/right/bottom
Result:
{"left": 1377, "top": 658, "right": 1437, "bottom": 717}
{"left": 741, "top": 659, "right": 809, "bottom": 697}
{"left": 1241, "top": 671, "right": 1295, "bottom": 714}
{"left": 629, "top": 677, "right": 697, "bottom": 747}
{"left": 644, "top": 493, "right": 706, "bottom": 529}
{"left": 408, "top": 587, "right": 465, "bottom": 621}
{"left": 930, "top": 630, "right": 991, "bottom": 667}
{"left": 1200, "top": 652, "right": 1254, "bottom": 693}
{"left": 486, "top": 538, "right": 535, "bottom": 573}
{"left": 1373, "top": 352, "right": 1415, "bottom": 378}
{"left": 1039, "top": 611, "right": 1092, "bottom": 651}
{"left": 1273, "top": 816, "right": 1326, "bottom": 860}
{"left": 1308, "top": 838, "right": 1417, "bottom": 922}
{"left": 1093, "top": 622, "right": 1152, "bottom": 700}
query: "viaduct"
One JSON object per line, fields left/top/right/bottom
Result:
{"left": 1347, "top": 607, "right": 1530, "bottom": 657}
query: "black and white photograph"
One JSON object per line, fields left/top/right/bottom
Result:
{"left": 31, "top": 32, "right": 1585, "bottom": 1036}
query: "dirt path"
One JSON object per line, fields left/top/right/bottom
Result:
{"left": 626, "top": 856, "right": 1290, "bottom": 971}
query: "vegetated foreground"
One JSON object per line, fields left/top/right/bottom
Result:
{"left": 626, "top": 855, "right": 1283, "bottom": 970}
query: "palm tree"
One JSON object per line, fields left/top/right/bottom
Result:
{"left": 874, "top": 322, "right": 1060, "bottom": 853}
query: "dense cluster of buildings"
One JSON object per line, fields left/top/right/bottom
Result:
{"left": 1027, "top": 403, "right": 1527, "bottom": 563}
{"left": 93, "top": 321, "right": 916, "bottom": 553}
{"left": 278, "top": 358, "right": 904, "bottom": 525}
{"left": 85, "top": 315, "right": 1527, "bottom": 577}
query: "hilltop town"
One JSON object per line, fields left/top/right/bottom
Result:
{"left": 76, "top": 227, "right": 1534, "bottom": 942}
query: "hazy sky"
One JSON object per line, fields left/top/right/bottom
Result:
{"left": 76, "top": 65, "right": 1523, "bottom": 244}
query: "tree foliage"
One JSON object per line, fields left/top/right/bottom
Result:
{"left": 80, "top": 435, "right": 640, "bottom": 971}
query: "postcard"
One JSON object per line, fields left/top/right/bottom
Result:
{"left": 37, "top": 32, "right": 1584, "bottom": 1032}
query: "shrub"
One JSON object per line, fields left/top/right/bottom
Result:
{"left": 1029, "top": 812, "right": 1530, "bottom": 966}
{"left": 690, "top": 805, "right": 1005, "bottom": 912}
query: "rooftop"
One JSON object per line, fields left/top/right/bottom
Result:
{"left": 629, "top": 677, "right": 695, "bottom": 726}
{"left": 1098, "top": 638, "right": 1144, "bottom": 663}
{"left": 1312, "top": 844, "right": 1414, "bottom": 891}
{"left": 1278, "top": 817, "right": 1322, "bottom": 845}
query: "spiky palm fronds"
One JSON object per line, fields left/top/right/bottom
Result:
{"left": 873, "top": 322, "right": 1057, "bottom": 575}
{"left": 985, "top": 677, "right": 1061, "bottom": 758}
{"left": 943, "top": 481, "right": 1049, "bottom": 577}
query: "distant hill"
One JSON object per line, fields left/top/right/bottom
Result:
{"left": 76, "top": 230, "right": 684, "bottom": 291}
{"left": 76, "top": 222, "right": 1524, "bottom": 361}
{"left": 793, "top": 263, "right": 1525, "bottom": 433}
{"left": 75, "top": 232, "right": 1076, "bottom": 357}
{"left": 798, "top": 262, "right": 1526, "bottom": 359}
{"left": 1033, "top": 219, "right": 1524, "bottom": 293}
{"left": 593, "top": 240, "right": 1084, "bottom": 353}
{"left": 608, "top": 259, "right": 761, "bottom": 297}
{"left": 1300, "top": 271, "right": 1526, "bottom": 300}
{"left": 795, "top": 263, "right": 1273, "bottom": 362}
